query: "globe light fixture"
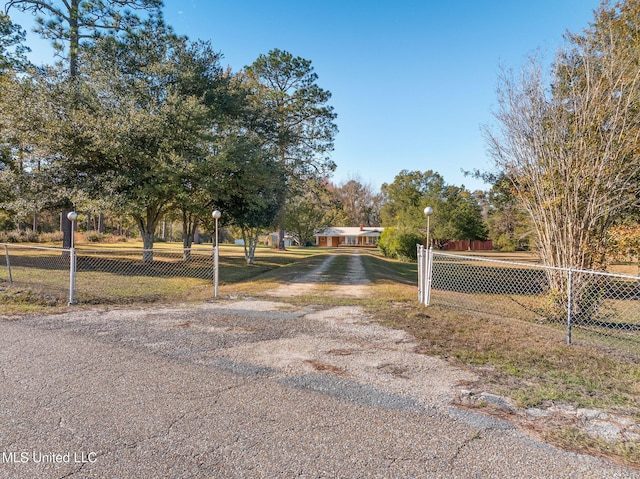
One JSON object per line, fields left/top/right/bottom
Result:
{"left": 424, "top": 206, "right": 433, "bottom": 248}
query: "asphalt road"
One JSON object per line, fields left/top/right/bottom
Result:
{"left": 1, "top": 293, "right": 638, "bottom": 478}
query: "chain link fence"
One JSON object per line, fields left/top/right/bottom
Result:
{"left": 0, "top": 244, "right": 70, "bottom": 303}
{"left": 419, "top": 249, "right": 640, "bottom": 357}
{"left": 1, "top": 243, "right": 216, "bottom": 305}
{"left": 74, "top": 247, "right": 216, "bottom": 303}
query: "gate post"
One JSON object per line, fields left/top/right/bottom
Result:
{"left": 566, "top": 269, "right": 573, "bottom": 344}
{"left": 417, "top": 244, "right": 423, "bottom": 303}
{"left": 4, "top": 245, "right": 12, "bottom": 286}
{"left": 424, "top": 247, "right": 433, "bottom": 306}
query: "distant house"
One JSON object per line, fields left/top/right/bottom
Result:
{"left": 259, "top": 233, "right": 298, "bottom": 248}
{"left": 314, "top": 226, "right": 384, "bottom": 248}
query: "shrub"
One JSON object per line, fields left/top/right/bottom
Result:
{"left": 74, "top": 232, "right": 129, "bottom": 244}
{"left": 394, "top": 232, "right": 423, "bottom": 261}
{"left": 39, "top": 232, "right": 64, "bottom": 243}
{"left": 378, "top": 227, "right": 394, "bottom": 257}
{"left": 84, "top": 231, "right": 106, "bottom": 243}
{"left": 379, "top": 227, "right": 423, "bottom": 261}
{"left": 0, "top": 230, "right": 39, "bottom": 243}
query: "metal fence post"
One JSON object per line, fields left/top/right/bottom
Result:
{"left": 424, "top": 246, "right": 433, "bottom": 306}
{"left": 566, "top": 269, "right": 573, "bottom": 345}
{"left": 417, "top": 244, "right": 423, "bottom": 303}
{"left": 4, "top": 244, "right": 12, "bottom": 286}
{"left": 212, "top": 210, "right": 221, "bottom": 299}
{"left": 68, "top": 246, "right": 76, "bottom": 305}
{"left": 214, "top": 244, "right": 219, "bottom": 298}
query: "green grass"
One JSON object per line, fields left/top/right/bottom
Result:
{"left": 0, "top": 243, "right": 330, "bottom": 308}
{"left": 0, "top": 287, "right": 62, "bottom": 314}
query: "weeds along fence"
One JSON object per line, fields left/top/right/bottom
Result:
{"left": 0, "top": 243, "right": 216, "bottom": 305}
{"left": 417, "top": 246, "right": 640, "bottom": 358}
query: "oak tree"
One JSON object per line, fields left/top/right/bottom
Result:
{"left": 5, "top": 0, "right": 162, "bottom": 246}
{"left": 76, "top": 20, "right": 224, "bottom": 261}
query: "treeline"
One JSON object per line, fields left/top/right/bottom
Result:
{"left": 0, "top": 0, "right": 514, "bottom": 264}
{"left": 5, "top": 0, "right": 639, "bottom": 275}
{"left": 0, "top": 1, "right": 340, "bottom": 264}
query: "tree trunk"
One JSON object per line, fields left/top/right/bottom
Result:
{"left": 69, "top": 0, "right": 80, "bottom": 78}
{"left": 276, "top": 199, "right": 286, "bottom": 250}
{"left": 181, "top": 211, "right": 199, "bottom": 262}
{"left": 182, "top": 232, "right": 193, "bottom": 262}
{"left": 141, "top": 230, "right": 154, "bottom": 263}
{"left": 135, "top": 206, "right": 164, "bottom": 263}
{"left": 275, "top": 146, "right": 287, "bottom": 250}
{"left": 62, "top": 209, "right": 72, "bottom": 248}
{"left": 241, "top": 227, "right": 259, "bottom": 265}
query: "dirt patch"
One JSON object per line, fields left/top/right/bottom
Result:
{"left": 267, "top": 252, "right": 371, "bottom": 298}
{"left": 305, "top": 359, "right": 349, "bottom": 376}
{"left": 204, "top": 302, "right": 476, "bottom": 408}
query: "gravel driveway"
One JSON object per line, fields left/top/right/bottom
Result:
{"left": 0, "top": 251, "right": 638, "bottom": 478}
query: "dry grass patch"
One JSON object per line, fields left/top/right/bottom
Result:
{"left": 376, "top": 301, "right": 640, "bottom": 468}
{"left": 352, "top": 251, "right": 640, "bottom": 468}
{"left": 382, "top": 303, "right": 640, "bottom": 411}
{"left": 305, "top": 359, "right": 349, "bottom": 377}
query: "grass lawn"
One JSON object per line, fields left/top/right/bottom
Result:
{"left": 0, "top": 242, "right": 327, "bottom": 308}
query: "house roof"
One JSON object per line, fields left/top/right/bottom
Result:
{"left": 314, "top": 226, "right": 384, "bottom": 237}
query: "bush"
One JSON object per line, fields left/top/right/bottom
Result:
{"left": 39, "top": 232, "right": 64, "bottom": 243}
{"left": 75, "top": 232, "right": 129, "bottom": 244}
{"left": 0, "top": 212, "right": 15, "bottom": 231}
{"left": 84, "top": 231, "right": 107, "bottom": 243}
{"left": 0, "top": 230, "right": 39, "bottom": 243}
{"left": 379, "top": 227, "right": 423, "bottom": 261}
{"left": 378, "top": 227, "right": 394, "bottom": 257}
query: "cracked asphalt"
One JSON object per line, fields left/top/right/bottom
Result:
{"left": 0, "top": 252, "right": 638, "bottom": 478}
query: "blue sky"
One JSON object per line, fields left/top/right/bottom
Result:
{"left": 10, "top": 0, "right": 603, "bottom": 192}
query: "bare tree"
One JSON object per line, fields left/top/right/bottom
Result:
{"left": 485, "top": 6, "right": 640, "bottom": 315}
{"left": 330, "top": 176, "right": 382, "bottom": 227}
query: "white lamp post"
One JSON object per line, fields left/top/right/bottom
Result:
{"left": 212, "top": 210, "right": 221, "bottom": 298}
{"left": 422, "top": 206, "right": 434, "bottom": 306}
{"left": 424, "top": 206, "right": 433, "bottom": 248}
{"left": 67, "top": 211, "right": 78, "bottom": 305}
